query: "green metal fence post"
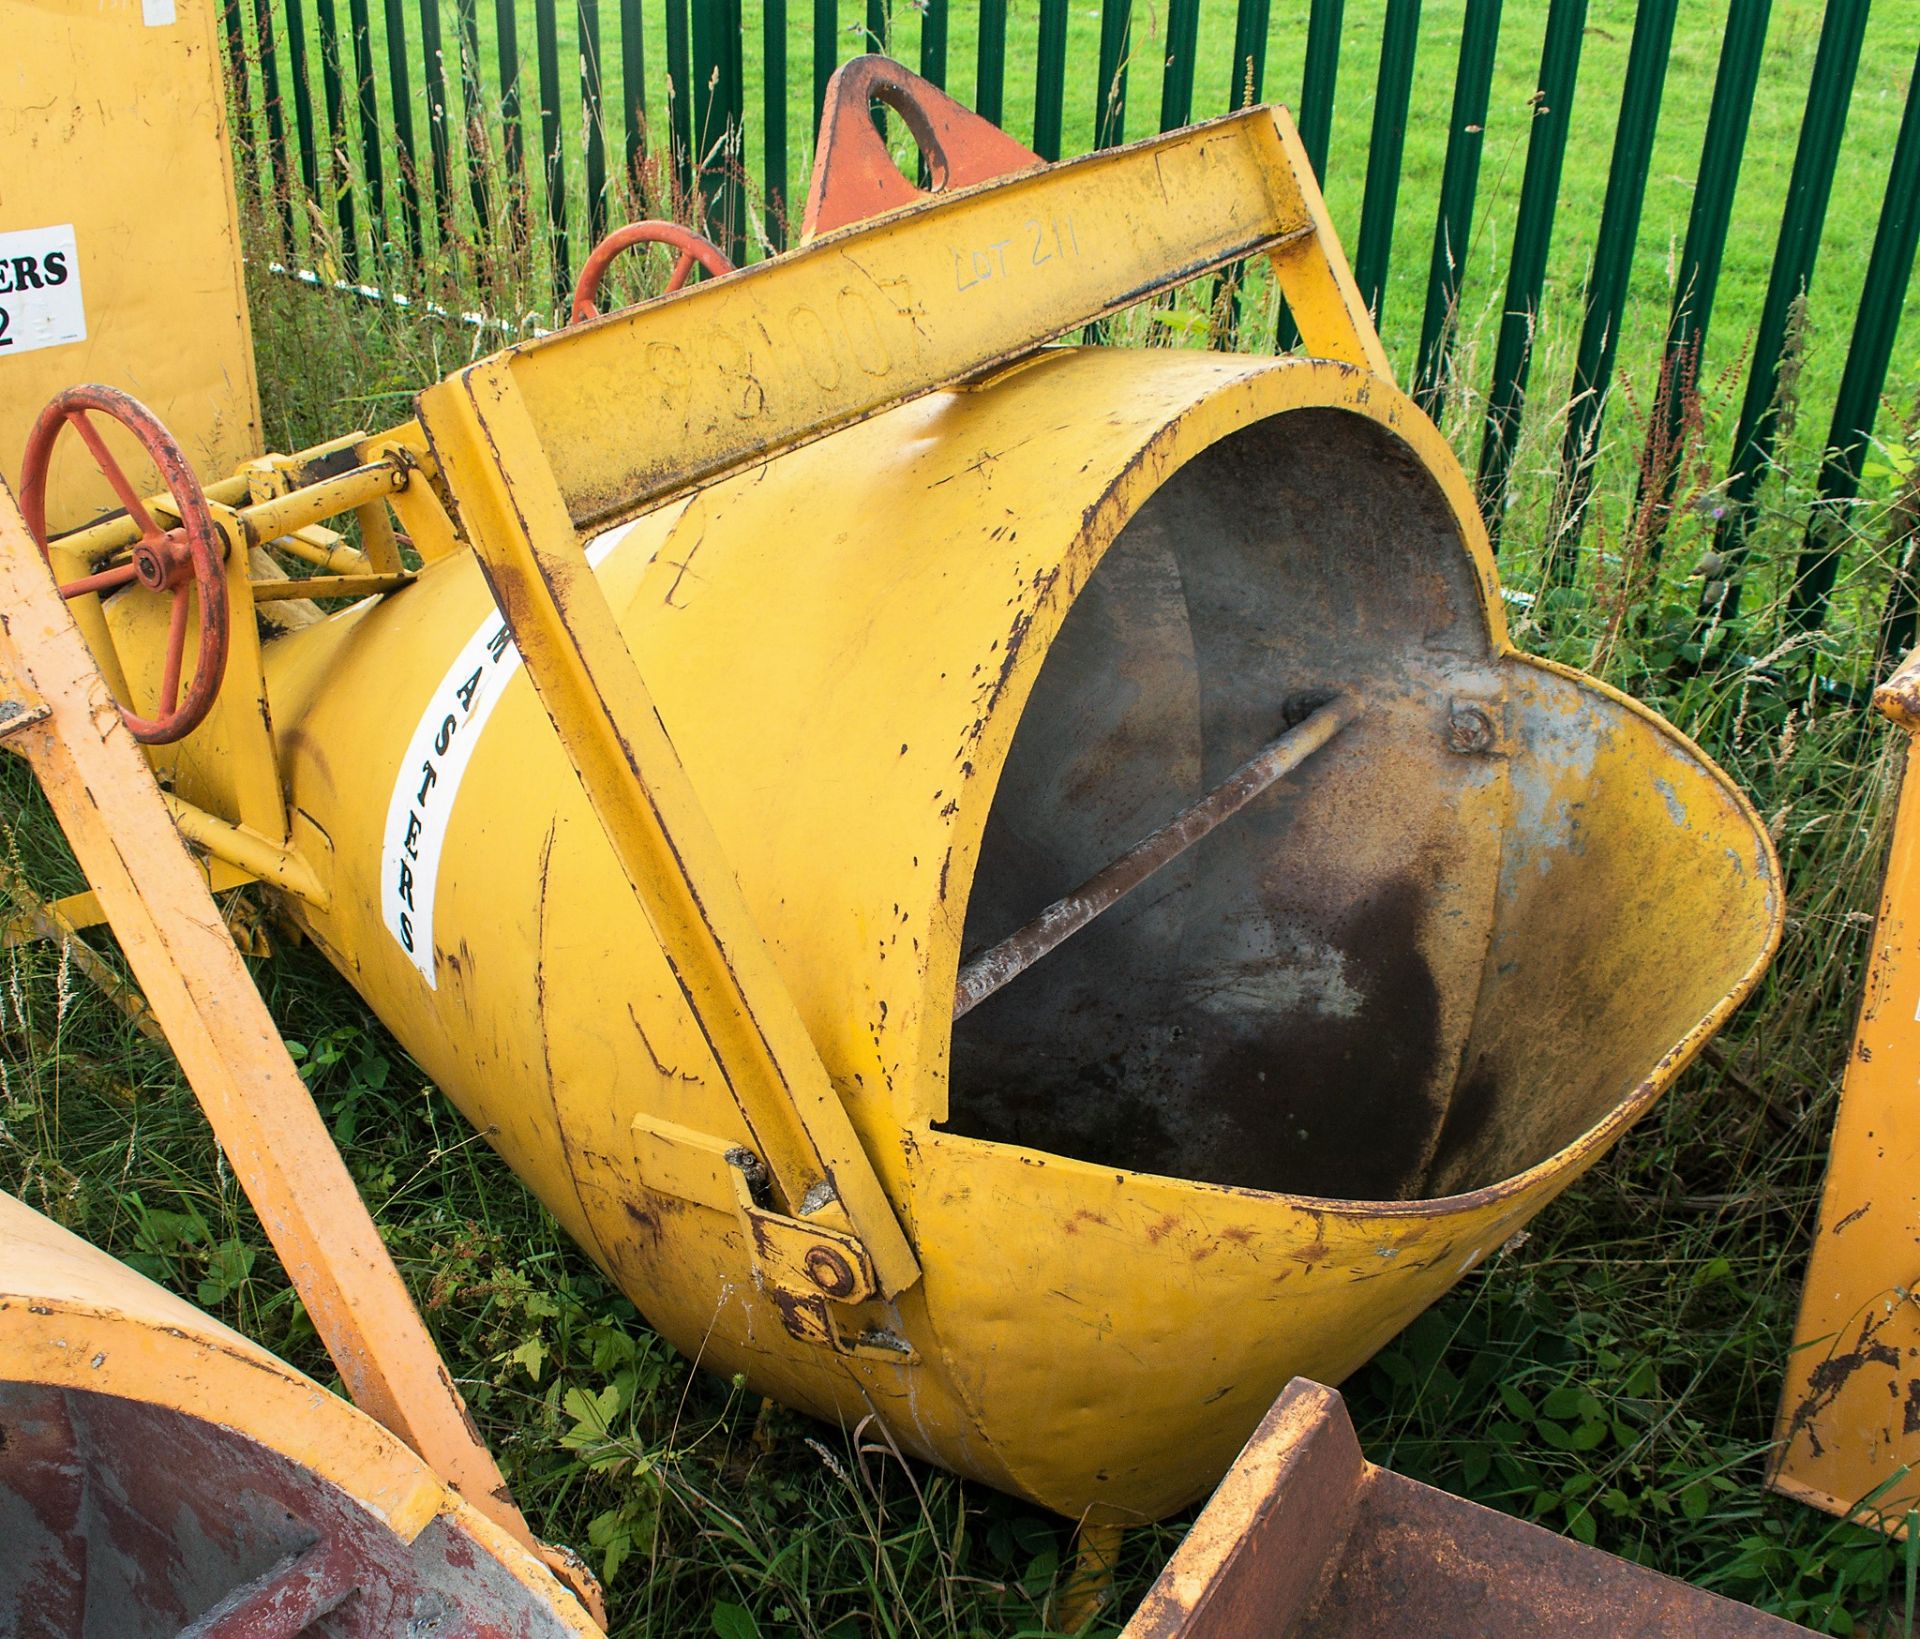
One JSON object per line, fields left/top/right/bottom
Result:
{"left": 315, "top": 0, "right": 361, "bottom": 272}
{"left": 1211, "top": 0, "right": 1270, "bottom": 347}
{"left": 814, "top": 0, "right": 837, "bottom": 133}
{"left": 1415, "top": 0, "right": 1502, "bottom": 412}
{"left": 1159, "top": 0, "right": 1201, "bottom": 130}
{"left": 1635, "top": 0, "right": 1770, "bottom": 548}
{"left": 1296, "top": 0, "right": 1343, "bottom": 185}
{"left": 349, "top": 0, "right": 387, "bottom": 245}
{"left": 1551, "top": 0, "right": 1679, "bottom": 557}
{"left": 455, "top": 0, "right": 489, "bottom": 247}
{"left": 866, "top": 0, "right": 890, "bottom": 133}
{"left": 766, "top": 0, "right": 790, "bottom": 246}
{"left": 1095, "top": 0, "right": 1131, "bottom": 147}
{"left": 581, "top": 0, "right": 608, "bottom": 244}
{"left": 665, "top": 0, "right": 693, "bottom": 206}
{"left": 977, "top": 0, "right": 1006, "bottom": 125}
{"left": 691, "top": 0, "right": 744, "bottom": 262}
{"left": 284, "top": 0, "right": 322, "bottom": 242}
{"left": 219, "top": 0, "right": 253, "bottom": 149}
{"left": 1228, "top": 0, "right": 1269, "bottom": 109}
{"left": 1791, "top": 45, "right": 1920, "bottom": 637}
{"left": 1710, "top": 0, "right": 1871, "bottom": 623}
{"left": 383, "top": 0, "right": 424, "bottom": 260}
{"left": 920, "top": 0, "right": 948, "bottom": 88}
{"left": 729, "top": 0, "right": 744, "bottom": 249}
{"left": 254, "top": 0, "right": 294, "bottom": 246}
{"left": 1277, "top": 0, "right": 1343, "bottom": 349}
{"left": 1035, "top": 0, "right": 1070, "bottom": 158}
{"left": 421, "top": 0, "right": 454, "bottom": 240}
{"left": 1353, "top": 0, "right": 1422, "bottom": 326}
{"left": 493, "top": 0, "right": 525, "bottom": 246}
{"left": 1474, "top": 0, "right": 1587, "bottom": 548}
{"left": 533, "top": 0, "right": 568, "bottom": 306}
{"left": 620, "top": 0, "right": 647, "bottom": 192}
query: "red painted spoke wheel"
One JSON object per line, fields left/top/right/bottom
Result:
{"left": 569, "top": 221, "right": 736, "bottom": 324}
{"left": 18, "top": 386, "right": 229, "bottom": 745}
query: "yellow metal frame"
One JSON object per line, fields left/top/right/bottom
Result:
{"left": 26, "top": 424, "right": 450, "bottom": 927}
{"left": 1771, "top": 646, "right": 1920, "bottom": 1534}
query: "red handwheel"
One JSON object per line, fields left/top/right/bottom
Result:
{"left": 569, "top": 221, "right": 736, "bottom": 324}
{"left": 18, "top": 386, "right": 229, "bottom": 745}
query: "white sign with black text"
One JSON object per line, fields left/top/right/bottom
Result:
{"left": 0, "top": 225, "right": 85, "bottom": 358}
{"left": 380, "top": 522, "right": 635, "bottom": 986}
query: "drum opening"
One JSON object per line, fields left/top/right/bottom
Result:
{"left": 942, "top": 408, "right": 1505, "bottom": 1202}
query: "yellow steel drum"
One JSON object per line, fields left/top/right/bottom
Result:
{"left": 153, "top": 345, "right": 1776, "bottom": 1522}
{"left": 78, "top": 80, "right": 1780, "bottom": 1524}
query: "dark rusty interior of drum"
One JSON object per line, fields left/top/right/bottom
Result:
{"left": 943, "top": 408, "right": 1772, "bottom": 1203}
{"left": 0, "top": 1384, "right": 581, "bottom": 1637}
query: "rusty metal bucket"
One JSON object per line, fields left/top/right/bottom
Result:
{"left": 1124, "top": 1379, "right": 1812, "bottom": 1637}
{"left": 0, "top": 1190, "right": 602, "bottom": 1636}
{"left": 3, "top": 61, "right": 1784, "bottom": 1527}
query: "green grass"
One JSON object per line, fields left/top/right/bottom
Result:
{"left": 6, "top": 8, "right": 1920, "bottom": 1635}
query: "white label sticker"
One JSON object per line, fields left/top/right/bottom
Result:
{"left": 0, "top": 226, "right": 85, "bottom": 358}
{"left": 380, "top": 524, "right": 632, "bottom": 985}
{"left": 142, "top": 0, "right": 178, "bottom": 23}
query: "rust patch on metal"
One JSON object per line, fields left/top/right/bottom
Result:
{"left": 0, "top": 1385, "right": 588, "bottom": 1635}
{"left": 802, "top": 56, "right": 1042, "bottom": 238}
{"left": 1782, "top": 1311, "right": 1905, "bottom": 1460}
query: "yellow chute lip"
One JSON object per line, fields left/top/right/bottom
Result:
{"left": 919, "top": 645, "right": 1782, "bottom": 1223}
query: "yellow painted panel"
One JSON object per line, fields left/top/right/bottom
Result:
{"left": 1773, "top": 657, "right": 1920, "bottom": 1533}
{"left": 0, "top": 0, "right": 260, "bottom": 530}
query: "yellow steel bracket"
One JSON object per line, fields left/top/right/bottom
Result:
{"left": 632, "top": 1113, "right": 918, "bottom": 1362}
{"left": 0, "top": 479, "right": 603, "bottom": 1622}
{"left": 416, "top": 101, "right": 1386, "bottom": 1318}
{"left": 1771, "top": 646, "right": 1920, "bottom": 1531}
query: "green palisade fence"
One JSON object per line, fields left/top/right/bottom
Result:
{"left": 222, "top": 0, "right": 1918, "bottom": 663}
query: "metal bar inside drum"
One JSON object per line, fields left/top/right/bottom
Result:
{"left": 952, "top": 692, "right": 1362, "bottom": 1020}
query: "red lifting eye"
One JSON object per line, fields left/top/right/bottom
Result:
{"left": 568, "top": 221, "right": 736, "bottom": 325}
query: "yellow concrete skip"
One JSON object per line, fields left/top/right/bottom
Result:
{"left": 7, "top": 64, "right": 1785, "bottom": 1525}
{"left": 1771, "top": 644, "right": 1920, "bottom": 1535}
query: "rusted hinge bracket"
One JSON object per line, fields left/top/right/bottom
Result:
{"left": 632, "top": 1114, "right": 919, "bottom": 1363}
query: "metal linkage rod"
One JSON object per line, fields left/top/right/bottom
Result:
{"left": 953, "top": 692, "right": 1361, "bottom": 1020}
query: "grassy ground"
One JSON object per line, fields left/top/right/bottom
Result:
{"left": 5, "top": 7, "right": 1920, "bottom": 1636}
